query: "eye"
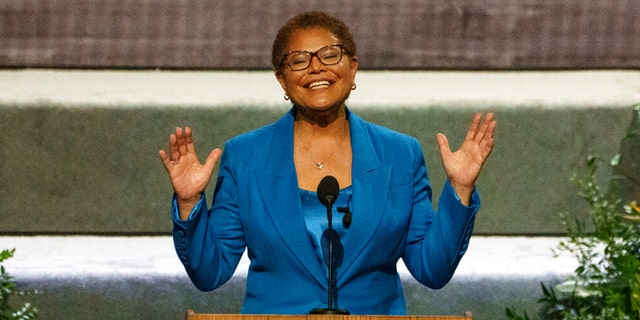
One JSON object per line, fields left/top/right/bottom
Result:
{"left": 291, "top": 58, "right": 308, "bottom": 66}
{"left": 319, "top": 47, "right": 342, "bottom": 63}
{"left": 322, "top": 52, "right": 339, "bottom": 59}
{"left": 287, "top": 52, "right": 309, "bottom": 69}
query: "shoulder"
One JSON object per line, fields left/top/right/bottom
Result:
{"left": 350, "top": 111, "right": 422, "bottom": 151}
{"left": 223, "top": 123, "right": 276, "bottom": 159}
{"left": 227, "top": 123, "right": 275, "bottom": 145}
{"left": 222, "top": 109, "right": 292, "bottom": 159}
{"left": 228, "top": 109, "right": 291, "bottom": 145}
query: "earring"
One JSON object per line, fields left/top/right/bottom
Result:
{"left": 284, "top": 94, "right": 290, "bottom": 101}
{"left": 351, "top": 83, "right": 357, "bottom": 90}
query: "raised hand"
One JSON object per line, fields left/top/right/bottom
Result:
{"left": 159, "top": 126, "right": 222, "bottom": 219}
{"left": 436, "top": 113, "right": 496, "bottom": 206}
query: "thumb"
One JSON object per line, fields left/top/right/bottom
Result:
{"left": 436, "top": 133, "right": 451, "bottom": 156}
{"left": 204, "top": 148, "right": 223, "bottom": 172}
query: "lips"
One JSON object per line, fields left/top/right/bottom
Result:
{"left": 308, "top": 80, "right": 332, "bottom": 89}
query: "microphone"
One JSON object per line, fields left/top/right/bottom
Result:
{"left": 317, "top": 175, "right": 339, "bottom": 207}
{"left": 310, "top": 176, "right": 349, "bottom": 315}
{"left": 337, "top": 206, "right": 352, "bottom": 229}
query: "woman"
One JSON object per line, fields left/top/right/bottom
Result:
{"left": 159, "top": 11, "right": 496, "bottom": 315}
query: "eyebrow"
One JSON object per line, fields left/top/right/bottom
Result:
{"left": 285, "top": 44, "right": 341, "bottom": 55}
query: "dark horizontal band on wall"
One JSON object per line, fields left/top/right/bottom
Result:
{"left": 1, "top": 0, "right": 640, "bottom": 69}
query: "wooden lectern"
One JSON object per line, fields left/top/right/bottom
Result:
{"left": 185, "top": 311, "right": 473, "bottom": 320}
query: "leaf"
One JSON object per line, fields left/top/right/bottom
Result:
{"left": 0, "top": 249, "right": 15, "bottom": 263}
{"left": 610, "top": 153, "right": 621, "bottom": 167}
{"left": 0, "top": 248, "right": 39, "bottom": 319}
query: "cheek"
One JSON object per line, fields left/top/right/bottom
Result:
{"left": 279, "top": 78, "right": 299, "bottom": 95}
{"left": 339, "top": 68, "right": 357, "bottom": 86}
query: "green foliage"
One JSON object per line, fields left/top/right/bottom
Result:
{"left": 507, "top": 103, "right": 640, "bottom": 320}
{"left": 0, "top": 249, "right": 38, "bottom": 320}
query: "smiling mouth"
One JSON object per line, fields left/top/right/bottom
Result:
{"left": 308, "top": 80, "right": 331, "bottom": 90}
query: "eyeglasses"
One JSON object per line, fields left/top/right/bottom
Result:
{"left": 282, "top": 44, "right": 345, "bottom": 71}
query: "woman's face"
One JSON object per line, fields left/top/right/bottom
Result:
{"left": 276, "top": 27, "right": 358, "bottom": 116}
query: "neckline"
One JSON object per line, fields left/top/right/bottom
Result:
{"left": 298, "top": 185, "right": 353, "bottom": 194}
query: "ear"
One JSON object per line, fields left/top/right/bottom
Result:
{"left": 349, "top": 56, "right": 359, "bottom": 81}
{"left": 349, "top": 55, "right": 359, "bottom": 71}
{"left": 275, "top": 70, "right": 287, "bottom": 92}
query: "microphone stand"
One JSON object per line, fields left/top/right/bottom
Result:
{"left": 310, "top": 196, "right": 349, "bottom": 315}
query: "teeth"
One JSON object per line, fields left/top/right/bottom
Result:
{"left": 309, "top": 81, "right": 331, "bottom": 89}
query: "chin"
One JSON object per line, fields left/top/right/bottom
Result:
{"left": 312, "top": 103, "right": 342, "bottom": 113}
{"left": 295, "top": 102, "right": 342, "bottom": 117}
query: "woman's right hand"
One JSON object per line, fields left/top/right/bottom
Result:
{"left": 159, "top": 126, "right": 222, "bottom": 219}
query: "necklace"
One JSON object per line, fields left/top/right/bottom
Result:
{"left": 296, "top": 121, "right": 348, "bottom": 170}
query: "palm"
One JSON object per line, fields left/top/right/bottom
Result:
{"left": 159, "top": 126, "right": 221, "bottom": 201}
{"left": 437, "top": 113, "right": 496, "bottom": 199}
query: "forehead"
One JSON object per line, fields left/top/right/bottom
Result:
{"left": 286, "top": 27, "right": 340, "bottom": 52}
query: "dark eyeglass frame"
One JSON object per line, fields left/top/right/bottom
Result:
{"left": 281, "top": 44, "right": 345, "bottom": 71}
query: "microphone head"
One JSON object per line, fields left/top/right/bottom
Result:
{"left": 317, "top": 175, "right": 339, "bottom": 206}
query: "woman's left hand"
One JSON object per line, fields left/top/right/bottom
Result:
{"left": 436, "top": 113, "right": 496, "bottom": 206}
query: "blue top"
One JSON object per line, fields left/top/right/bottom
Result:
{"left": 300, "top": 186, "right": 352, "bottom": 273}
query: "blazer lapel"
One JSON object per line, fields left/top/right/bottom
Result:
{"left": 253, "top": 109, "right": 392, "bottom": 287}
{"left": 256, "top": 110, "right": 328, "bottom": 288}
{"left": 338, "top": 111, "right": 391, "bottom": 279}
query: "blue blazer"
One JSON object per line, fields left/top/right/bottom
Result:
{"left": 173, "top": 108, "right": 479, "bottom": 315}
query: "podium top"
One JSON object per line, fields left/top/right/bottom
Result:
{"left": 185, "top": 312, "right": 473, "bottom": 320}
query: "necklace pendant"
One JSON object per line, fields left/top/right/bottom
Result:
{"left": 315, "top": 162, "right": 324, "bottom": 170}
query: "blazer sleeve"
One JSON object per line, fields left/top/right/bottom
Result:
{"left": 172, "top": 144, "right": 247, "bottom": 291}
{"left": 401, "top": 138, "right": 479, "bottom": 289}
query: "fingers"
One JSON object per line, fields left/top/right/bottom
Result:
{"left": 177, "top": 126, "right": 195, "bottom": 154}
{"left": 478, "top": 113, "right": 495, "bottom": 140}
{"left": 158, "top": 149, "right": 172, "bottom": 171}
{"left": 467, "top": 112, "right": 496, "bottom": 143}
{"left": 184, "top": 126, "right": 195, "bottom": 153}
{"left": 480, "top": 114, "right": 497, "bottom": 151}
{"left": 176, "top": 126, "right": 189, "bottom": 159}
{"left": 165, "top": 126, "right": 196, "bottom": 164}
{"left": 475, "top": 114, "right": 496, "bottom": 160}
{"left": 465, "top": 113, "right": 482, "bottom": 141}
{"left": 169, "top": 131, "right": 179, "bottom": 163}
{"left": 159, "top": 128, "right": 181, "bottom": 171}
{"left": 484, "top": 118, "right": 497, "bottom": 147}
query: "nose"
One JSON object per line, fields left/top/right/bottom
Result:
{"left": 307, "top": 55, "right": 325, "bottom": 72}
